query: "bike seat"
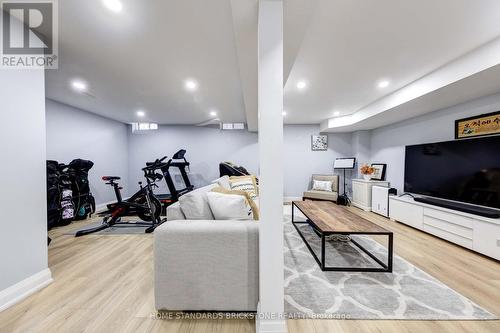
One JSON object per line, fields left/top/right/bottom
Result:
{"left": 102, "top": 176, "right": 121, "bottom": 181}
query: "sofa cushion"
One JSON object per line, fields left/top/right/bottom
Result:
{"left": 211, "top": 175, "right": 231, "bottom": 190}
{"left": 211, "top": 187, "right": 259, "bottom": 220}
{"left": 178, "top": 184, "right": 217, "bottom": 219}
{"left": 303, "top": 190, "right": 338, "bottom": 201}
{"left": 206, "top": 191, "right": 254, "bottom": 220}
{"left": 229, "top": 175, "right": 258, "bottom": 200}
{"left": 166, "top": 201, "right": 185, "bottom": 221}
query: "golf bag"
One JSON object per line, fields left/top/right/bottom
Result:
{"left": 67, "top": 159, "right": 96, "bottom": 220}
{"left": 59, "top": 166, "right": 75, "bottom": 224}
{"left": 46, "top": 160, "right": 62, "bottom": 229}
{"left": 46, "top": 161, "right": 74, "bottom": 229}
{"left": 46, "top": 159, "right": 95, "bottom": 230}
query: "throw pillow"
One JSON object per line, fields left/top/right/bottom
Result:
{"left": 206, "top": 191, "right": 254, "bottom": 220}
{"left": 210, "top": 175, "right": 231, "bottom": 190}
{"left": 211, "top": 187, "right": 259, "bottom": 220}
{"left": 178, "top": 184, "right": 217, "bottom": 219}
{"left": 312, "top": 180, "right": 333, "bottom": 192}
{"left": 229, "top": 175, "right": 258, "bottom": 200}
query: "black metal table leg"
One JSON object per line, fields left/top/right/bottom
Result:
{"left": 388, "top": 233, "right": 393, "bottom": 272}
{"left": 321, "top": 234, "right": 326, "bottom": 270}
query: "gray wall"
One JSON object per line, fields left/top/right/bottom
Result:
{"left": 0, "top": 69, "right": 48, "bottom": 291}
{"left": 284, "top": 125, "right": 352, "bottom": 197}
{"left": 47, "top": 92, "right": 500, "bottom": 206}
{"left": 127, "top": 125, "right": 353, "bottom": 198}
{"left": 127, "top": 125, "right": 259, "bottom": 195}
{"left": 45, "top": 100, "right": 129, "bottom": 206}
{"left": 351, "top": 130, "right": 371, "bottom": 181}
{"left": 369, "top": 92, "right": 500, "bottom": 193}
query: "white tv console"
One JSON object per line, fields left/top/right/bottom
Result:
{"left": 389, "top": 195, "right": 500, "bottom": 260}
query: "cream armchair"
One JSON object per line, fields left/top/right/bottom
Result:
{"left": 303, "top": 174, "right": 339, "bottom": 202}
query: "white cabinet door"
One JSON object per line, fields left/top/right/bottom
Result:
{"left": 372, "top": 186, "right": 388, "bottom": 216}
{"left": 352, "top": 181, "right": 369, "bottom": 209}
{"left": 473, "top": 220, "right": 500, "bottom": 260}
{"left": 389, "top": 198, "right": 424, "bottom": 229}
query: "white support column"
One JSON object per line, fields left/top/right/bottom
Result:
{"left": 256, "top": 1, "right": 286, "bottom": 332}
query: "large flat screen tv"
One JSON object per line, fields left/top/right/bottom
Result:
{"left": 404, "top": 135, "right": 500, "bottom": 209}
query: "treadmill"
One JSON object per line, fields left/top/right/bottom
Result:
{"left": 147, "top": 149, "right": 194, "bottom": 212}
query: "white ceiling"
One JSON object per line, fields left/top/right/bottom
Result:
{"left": 45, "top": 0, "right": 500, "bottom": 131}
{"left": 284, "top": 0, "right": 500, "bottom": 124}
{"left": 321, "top": 63, "right": 500, "bottom": 132}
{"left": 46, "top": 0, "right": 247, "bottom": 124}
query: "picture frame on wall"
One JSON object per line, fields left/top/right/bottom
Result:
{"left": 311, "top": 135, "right": 328, "bottom": 151}
{"left": 371, "top": 163, "right": 387, "bottom": 181}
{"left": 455, "top": 110, "right": 500, "bottom": 139}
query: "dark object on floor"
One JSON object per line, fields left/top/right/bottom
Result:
{"left": 46, "top": 159, "right": 96, "bottom": 244}
{"left": 66, "top": 159, "right": 96, "bottom": 220}
{"left": 337, "top": 194, "right": 350, "bottom": 206}
{"left": 219, "top": 161, "right": 251, "bottom": 177}
{"left": 47, "top": 160, "right": 63, "bottom": 230}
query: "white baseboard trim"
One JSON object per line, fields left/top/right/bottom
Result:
{"left": 256, "top": 319, "right": 287, "bottom": 333}
{"left": 0, "top": 268, "right": 53, "bottom": 312}
{"left": 256, "top": 303, "right": 288, "bottom": 333}
{"left": 283, "top": 196, "right": 301, "bottom": 203}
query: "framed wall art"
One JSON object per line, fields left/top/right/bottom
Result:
{"left": 311, "top": 135, "right": 328, "bottom": 151}
{"left": 371, "top": 163, "right": 387, "bottom": 181}
{"left": 455, "top": 111, "right": 500, "bottom": 139}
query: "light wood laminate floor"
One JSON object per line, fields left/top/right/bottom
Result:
{"left": 0, "top": 206, "right": 498, "bottom": 333}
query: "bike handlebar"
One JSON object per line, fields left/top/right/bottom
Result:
{"left": 144, "top": 156, "right": 169, "bottom": 170}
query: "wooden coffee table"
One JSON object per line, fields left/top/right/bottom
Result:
{"left": 292, "top": 200, "right": 393, "bottom": 272}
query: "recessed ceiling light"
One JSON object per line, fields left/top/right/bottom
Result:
{"left": 70, "top": 79, "right": 87, "bottom": 92}
{"left": 296, "top": 81, "right": 307, "bottom": 90}
{"left": 282, "top": 111, "right": 287, "bottom": 116}
{"left": 377, "top": 80, "right": 390, "bottom": 88}
{"left": 185, "top": 79, "right": 198, "bottom": 91}
{"left": 333, "top": 111, "right": 340, "bottom": 116}
{"left": 103, "top": 0, "right": 123, "bottom": 13}
{"left": 210, "top": 110, "right": 217, "bottom": 117}
{"left": 136, "top": 110, "right": 145, "bottom": 117}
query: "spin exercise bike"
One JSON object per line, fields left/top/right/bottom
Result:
{"left": 75, "top": 159, "right": 167, "bottom": 237}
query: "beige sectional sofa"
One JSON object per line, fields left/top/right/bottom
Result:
{"left": 154, "top": 220, "right": 259, "bottom": 311}
{"left": 154, "top": 178, "right": 259, "bottom": 311}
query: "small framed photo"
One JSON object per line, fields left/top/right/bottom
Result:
{"left": 311, "top": 135, "right": 328, "bottom": 151}
{"left": 371, "top": 163, "right": 387, "bottom": 180}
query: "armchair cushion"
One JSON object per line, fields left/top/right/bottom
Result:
{"left": 303, "top": 174, "right": 339, "bottom": 202}
{"left": 303, "top": 190, "right": 338, "bottom": 201}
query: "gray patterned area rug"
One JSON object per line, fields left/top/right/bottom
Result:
{"left": 283, "top": 214, "right": 496, "bottom": 320}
